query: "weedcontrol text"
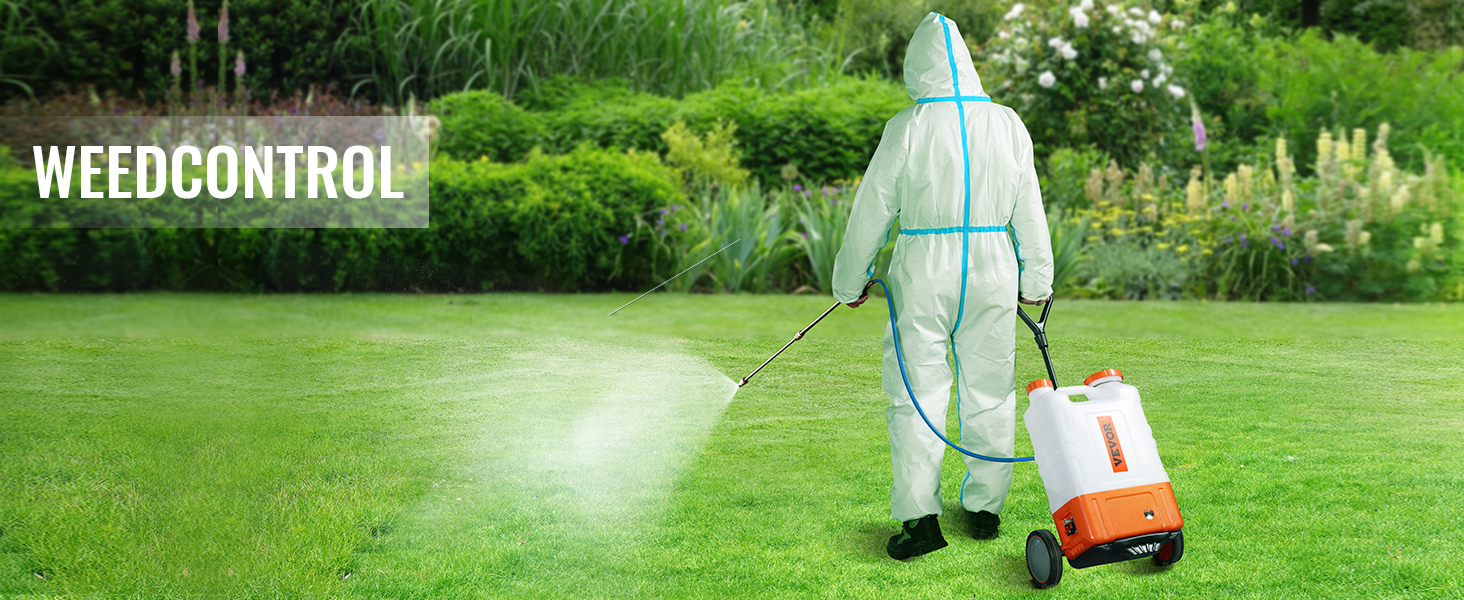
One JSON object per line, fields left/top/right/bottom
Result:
{"left": 32, "top": 145, "right": 405, "bottom": 200}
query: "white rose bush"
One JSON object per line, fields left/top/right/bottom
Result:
{"left": 981, "top": 1, "right": 1192, "bottom": 165}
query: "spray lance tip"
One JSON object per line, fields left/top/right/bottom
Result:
{"left": 736, "top": 378, "right": 748, "bottom": 388}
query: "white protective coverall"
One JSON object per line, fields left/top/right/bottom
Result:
{"left": 831, "top": 12, "right": 1054, "bottom": 523}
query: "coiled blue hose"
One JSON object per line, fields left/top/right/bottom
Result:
{"left": 872, "top": 278, "right": 1035, "bottom": 463}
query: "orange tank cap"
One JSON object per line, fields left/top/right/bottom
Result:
{"left": 1084, "top": 369, "right": 1124, "bottom": 385}
{"left": 1026, "top": 379, "right": 1054, "bottom": 393}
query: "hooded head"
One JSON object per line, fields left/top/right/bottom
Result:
{"left": 903, "top": 13, "right": 985, "bottom": 102}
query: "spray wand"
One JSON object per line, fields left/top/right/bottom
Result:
{"left": 736, "top": 281, "right": 873, "bottom": 388}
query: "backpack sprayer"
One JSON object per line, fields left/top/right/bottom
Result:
{"left": 736, "top": 279, "right": 1186, "bottom": 589}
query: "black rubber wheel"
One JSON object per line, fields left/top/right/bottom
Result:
{"left": 1153, "top": 530, "right": 1185, "bottom": 567}
{"left": 1025, "top": 529, "right": 1064, "bottom": 589}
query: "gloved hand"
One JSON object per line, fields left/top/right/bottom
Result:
{"left": 846, "top": 281, "right": 874, "bottom": 308}
{"left": 1019, "top": 296, "right": 1049, "bottom": 306}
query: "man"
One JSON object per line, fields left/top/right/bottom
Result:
{"left": 831, "top": 12, "right": 1053, "bottom": 560}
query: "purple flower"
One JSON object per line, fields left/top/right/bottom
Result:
{"left": 679, "top": 223, "right": 687, "bottom": 232}
{"left": 1220, "top": 200, "right": 1229, "bottom": 209}
{"left": 1283, "top": 228, "right": 1291, "bottom": 237}
{"left": 1305, "top": 285, "right": 1316, "bottom": 295}
{"left": 1192, "top": 110, "right": 1207, "bottom": 152}
{"left": 801, "top": 232, "right": 809, "bottom": 239}
{"left": 1242, "top": 203, "right": 1250, "bottom": 211}
{"left": 1271, "top": 237, "right": 1285, "bottom": 250}
{"left": 803, "top": 190, "right": 811, "bottom": 197}
{"left": 218, "top": 0, "right": 229, "bottom": 42}
{"left": 1240, "top": 233, "right": 1247, "bottom": 242}
{"left": 187, "top": 0, "right": 200, "bottom": 43}
{"left": 1303, "top": 256, "right": 1313, "bottom": 263}
{"left": 660, "top": 208, "right": 670, "bottom": 215}
{"left": 290, "top": 106, "right": 298, "bottom": 115}
{"left": 793, "top": 184, "right": 803, "bottom": 192}
{"left": 618, "top": 235, "right": 629, "bottom": 245}
{"left": 1224, "top": 236, "right": 1234, "bottom": 243}
{"left": 1229, "top": 215, "right": 1236, "bottom": 221}
{"left": 1272, "top": 224, "right": 1281, "bottom": 232}
{"left": 1291, "top": 258, "right": 1299, "bottom": 266}
{"left": 822, "top": 187, "right": 832, "bottom": 195}
{"left": 831, "top": 186, "right": 840, "bottom": 194}
{"left": 171, "top": 51, "right": 181, "bottom": 77}
{"left": 655, "top": 218, "right": 664, "bottom": 228}
{"left": 234, "top": 51, "right": 245, "bottom": 77}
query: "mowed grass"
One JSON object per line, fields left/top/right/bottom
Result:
{"left": 0, "top": 293, "right": 1461, "bottom": 599}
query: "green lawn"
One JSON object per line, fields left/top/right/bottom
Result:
{"left": 1, "top": 294, "right": 1461, "bottom": 599}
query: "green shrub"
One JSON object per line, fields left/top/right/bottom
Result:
{"left": 428, "top": 90, "right": 543, "bottom": 162}
{"left": 511, "top": 146, "right": 681, "bottom": 290}
{"left": 1254, "top": 31, "right": 1464, "bottom": 175}
{"left": 534, "top": 82, "right": 681, "bottom": 156}
{"left": 473, "top": 77, "right": 910, "bottom": 186}
{"left": 660, "top": 120, "right": 750, "bottom": 191}
{"left": 0, "top": 146, "right": 680, "bottom": 292}
{"left": 711, "top": 77, "right": 910, "bottom": 186}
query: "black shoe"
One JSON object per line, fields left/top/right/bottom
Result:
{"left": 967, "top": 509, "right": 1000, "bottom": 540}
{"left": 886, "top": 514, "right": 948, "bottom": 560}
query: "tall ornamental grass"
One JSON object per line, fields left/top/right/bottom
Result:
{"left": 0, "top": 0, "right": 55, "bottom": 97}
{"left": 341, "top": 0, "right": 849, "bottom": 105}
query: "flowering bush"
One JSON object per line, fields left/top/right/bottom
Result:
{"left": 1066, "top": 125, "right": 1461, "bottom": 301}
{"left": 980, "top": 0, "right": 1192, "bottom": 166}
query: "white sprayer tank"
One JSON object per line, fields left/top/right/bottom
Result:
{"left": 1022, "top": 369, "right": 1183, "bottom": 560}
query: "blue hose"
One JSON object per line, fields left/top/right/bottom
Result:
{"left": 872, "top": 278, "right": 1035, "bottom": 463}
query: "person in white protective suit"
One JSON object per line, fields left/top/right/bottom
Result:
{"left": 831, "top": 12, "right": 1054, "bottom": 560}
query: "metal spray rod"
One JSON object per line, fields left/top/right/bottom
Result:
{"left": 737, "top": 281, "right": 874, "bottom": 388}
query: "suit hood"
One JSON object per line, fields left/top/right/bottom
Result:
{"left": 903, "top": 13, "right": 986, "bottom": 101}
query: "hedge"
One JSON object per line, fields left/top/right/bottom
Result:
{"left": 0, "top": 146, "right": 679, "bottom": 292}
{"left": 432, "top": 77, "right": 913, "bottom": 186}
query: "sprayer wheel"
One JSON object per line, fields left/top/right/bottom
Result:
{"left": 1026, "top": 529, "right": 1063, "bottom": 589}
{"left": 1153, "top": 530, "right": 1184, "bottom": 567}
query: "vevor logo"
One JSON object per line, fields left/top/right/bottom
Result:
{"left": 1097, "top": 415, "right": 1128, "bottom": 473}
{"left": 1127, "top": 542, "right": 1163, "bottom": 556}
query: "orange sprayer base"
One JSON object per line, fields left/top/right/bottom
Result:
{"left": 1052, "top": 482, "right": 1183, "bottom": 562}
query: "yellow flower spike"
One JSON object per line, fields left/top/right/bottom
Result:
{"left": 1158, "top": 242, "right": 1171, "bottom": 250}
{"left": 480, "top": 155, "right": 488, "bottom": 162}
{"left": 1201, "top": 248, "right": 1214, "bottom": 255}
{"left": 1177, "top": 245, "right": 1189, "bottom": 253}
{"left": 412, "top": 161, "right": 422, "bottom": 170}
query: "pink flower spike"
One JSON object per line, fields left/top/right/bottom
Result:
{"left": 235, "top": 51, "right": 245, "bottom": 76}
{"left": 1190, "top": 106, "right": 1207, "bottom": 152}
{"left": 186, "top": 0, "right": 200, "bottom": 43}
{"left": 171, "top": 51, "right": 182, "bottom": 77}
{"left": 218, "top": 0, "right": 229, "bottom": 42}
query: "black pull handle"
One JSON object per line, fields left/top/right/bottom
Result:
{"left": 1017, "top": 298, "right": 1058, "bottom": 386}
